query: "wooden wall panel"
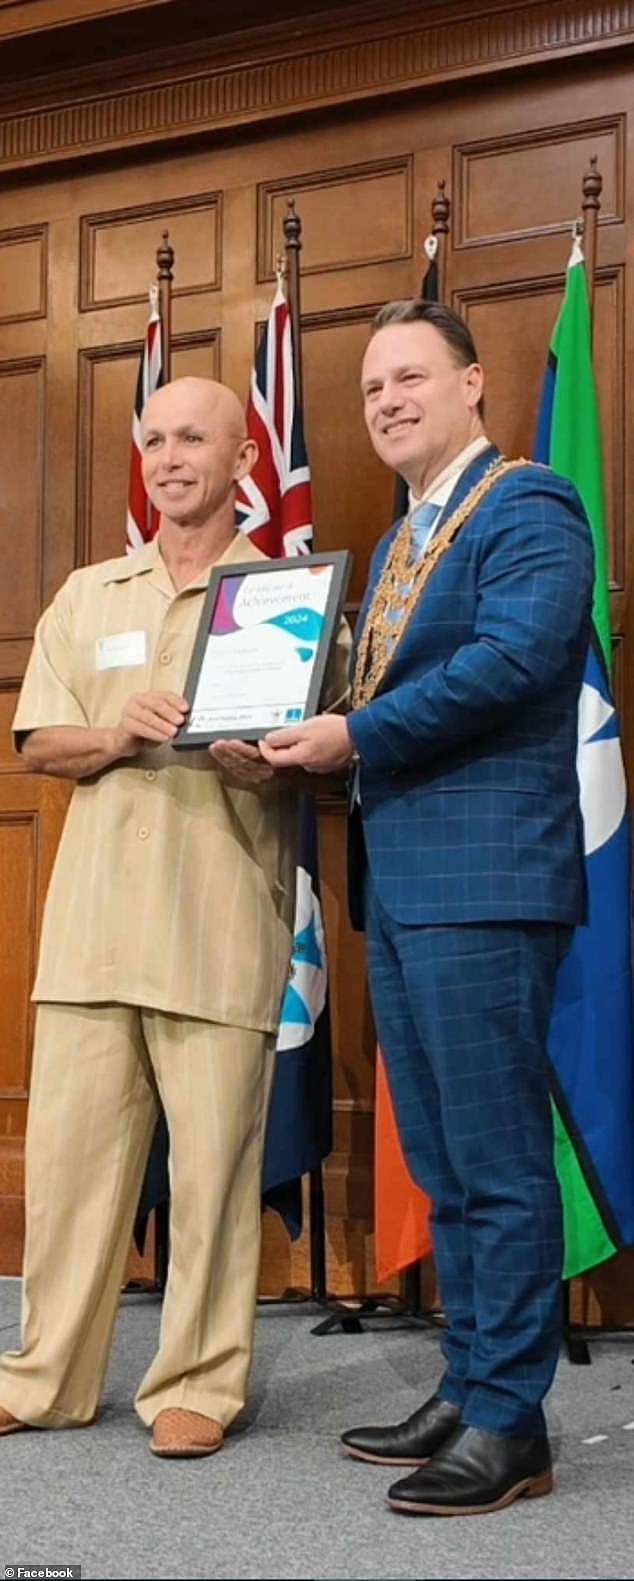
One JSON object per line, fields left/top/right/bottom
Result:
{"left": 170, "top": 331, "right": 221, "bottom": 383}
{"left": 0, "top": 226, "right": 47, "bottom": 324}
{"left": 301, "top": 309, "right": 394, "bottom": 603}
{"left": 0, "top": 775, "right": 69, "bottom": 1158}
{"left": 80, "top": 193, "right": 222, "bottom": 311}
{"left": 77, "top": 344, "right": 144, "bottom": 567}
{"left": 0, "top": 690, "right": 20, "bottom": 770}
{"left": 258, "top": 158, "right": 412, "bottom": 280}
{"left": 0, "top": 813, "right": 36, "bottom": 1098}
{"left": 0, "top": 358, "right": 44, "bottom": 672}
{"left": 455, "top": 117, "right": 624, "bottom": 247}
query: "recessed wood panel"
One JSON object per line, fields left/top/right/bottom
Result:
{"left": 258, "top": 158, "right": 412, "bottom": 280}
{"left": 301, "top": 306, "right": 394, "bottom": 604}
{"left": 455, "top": 119, "right": 623, "bottom": 247}
{"left": 0, "top": 689, "right": 20, "bottom": 771}
{"left": 0, "top": 357, "right": 44, "bottom": 641}
{"left": 170, "top": 334, "right": 221, "bottom": 383}
{"left": 0, "top": 225, "right": 47, "bottom": 323}
{"left": 79, "top": 193, "right": 222, "bottom": 310}
{"left": 455, "top": 270, "right": 624, "bottom": 592}
{"left": 77, "top": 331, "right": 220, "bottom": 566}
{"left": 0, "top": 813, "right": 35, "bottom": 1099}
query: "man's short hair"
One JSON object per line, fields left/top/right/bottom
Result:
{"left": 371, "top": 299, "right": 484, "bottom": 419}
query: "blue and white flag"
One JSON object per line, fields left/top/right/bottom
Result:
{"left": 262, "top": 801, "right": 332, "bottom": 1236}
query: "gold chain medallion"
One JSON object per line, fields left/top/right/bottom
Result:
{"left": 352, "top": 458, "right": 533, "bottom": 709}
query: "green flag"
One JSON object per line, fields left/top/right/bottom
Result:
{"left": 534, "top": 234, "right": 634, "bottom": 1278}
{"left": 547, "top": 237, "right": 611, "bottom": 668}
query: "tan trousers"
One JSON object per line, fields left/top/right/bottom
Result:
{"left": 0, "top": 1003, "right": 275, "bottom": 1430}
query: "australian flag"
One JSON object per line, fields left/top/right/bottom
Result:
{"left": 236, "top": 279, "right": 332, "bottom": 1235}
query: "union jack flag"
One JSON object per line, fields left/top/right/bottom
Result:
{"left": 126, "top": 285, "right": 164, "bottom": 551}
{"left": 236, "top": 278, "right": 332, "bottom": 1237}
{"left": 235, "top": 281, "right": 313, "bottom": 557}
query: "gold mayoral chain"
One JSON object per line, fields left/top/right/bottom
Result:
{"left": 352, "top": 456, "right": 534, "bottom": 710}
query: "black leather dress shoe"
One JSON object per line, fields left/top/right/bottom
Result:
{"left": 387, "top": 1423, "right": 553, "bottom": 1515}
{"left": 340, "top": 1394, "right": 462, "bottom": 1466}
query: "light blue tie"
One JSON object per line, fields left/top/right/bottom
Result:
{"left": 353, "top": 500, "right": 441, "bottom": 806}
{"left": 410, "top": 499, "right": 441, "bottom": 558}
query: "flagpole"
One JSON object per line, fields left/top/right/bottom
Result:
{"left": 153, "top": 226, "right": 174, "bottom": 1290}
{"left": 157, "top": 230, "right": 174, "bottom": 382}
{"left": 282, "top": 199, "right": 303, "bottom": 410}
{"left": 430, "top": 178, "right": 451, "bottom": 304}
{"left": 561, "top": 158, "right": 602, "bottom": 1363}
{"left": 401, "top": 178, "right": 452, "bottom": 1322}
{"left": 581, "top": 156, "right": 602, "bottom": 345}
{"left": 281, "top": 196, "right": 329, "bottom": 1304}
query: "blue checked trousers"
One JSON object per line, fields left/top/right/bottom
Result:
{"left": 366, "top": 880, "right": 570, "bottom": 1437}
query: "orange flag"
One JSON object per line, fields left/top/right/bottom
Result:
{"left": 375, "top": 1049, "right": 433, "bottom": 1283}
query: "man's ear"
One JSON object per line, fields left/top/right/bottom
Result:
{"left": 235, "top": 437, "right": 258, "bottom": 481}
{"left": 463, "top": 363, "right": 484, "bottom": 411}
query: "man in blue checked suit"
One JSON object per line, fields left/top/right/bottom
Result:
{"left": 260, "top": 299, "right": 594, "bottom": 1516}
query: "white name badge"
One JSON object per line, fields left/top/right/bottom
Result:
{"left": 96, "top": 630, "right": 147, "bottom": 671}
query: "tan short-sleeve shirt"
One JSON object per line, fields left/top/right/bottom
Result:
{"left": 14, "top": 532, "right": 351, "bottom": 1031}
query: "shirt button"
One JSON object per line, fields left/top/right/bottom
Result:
{"left": 144, "top": 770, "right": 157, "bottom": 782}
{"left": 138, "top": 826, "right": 150, "bottom": 840}
{"left": 159, "top": 651, "right": 172, "bottom": 666}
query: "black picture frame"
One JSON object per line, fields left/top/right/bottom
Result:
{"left": 173, "top": 549, "right": 351, "bottom": 748}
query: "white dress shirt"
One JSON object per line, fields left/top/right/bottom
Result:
{"left": 407, "top": 433, "right": 493, "bottom": 555}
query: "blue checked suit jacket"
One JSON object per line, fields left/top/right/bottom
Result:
{"left": 348, "top": 444, "right": 595, "bottom": 927}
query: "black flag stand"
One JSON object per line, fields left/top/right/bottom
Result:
{"left": 311, "top": 1260, "right": 445, "bottom": 1338}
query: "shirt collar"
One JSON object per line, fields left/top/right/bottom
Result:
{"left": 99, "top": 529, "right": 266, "bottom": 591}
{"left": 408, "top": 434, "right": 492, "bottom": 516}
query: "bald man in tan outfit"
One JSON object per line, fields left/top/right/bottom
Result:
{"left": 0, "top": 378, "right": 350, "bottom": 1458}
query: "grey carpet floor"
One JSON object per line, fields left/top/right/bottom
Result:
{"left": 1, "top": 1278, "right": 633, "bottom": 1580}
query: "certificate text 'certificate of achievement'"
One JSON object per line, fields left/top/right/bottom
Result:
{"left": 175, "top": 550, "right": 350, "bottom": 747}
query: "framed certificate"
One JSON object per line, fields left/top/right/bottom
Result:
{"left": 174, "top": 550, "right": 351, "bottom": 747}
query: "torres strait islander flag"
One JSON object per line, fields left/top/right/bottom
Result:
{"left": 534, "top": 233, "right": 634, "bottom": 1276}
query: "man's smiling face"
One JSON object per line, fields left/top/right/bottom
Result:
{"left": 141, "top": 378, "right": 254, "bottom": 529}
{"left": 361, "top": 320, "right": 483, "bottom": 492}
